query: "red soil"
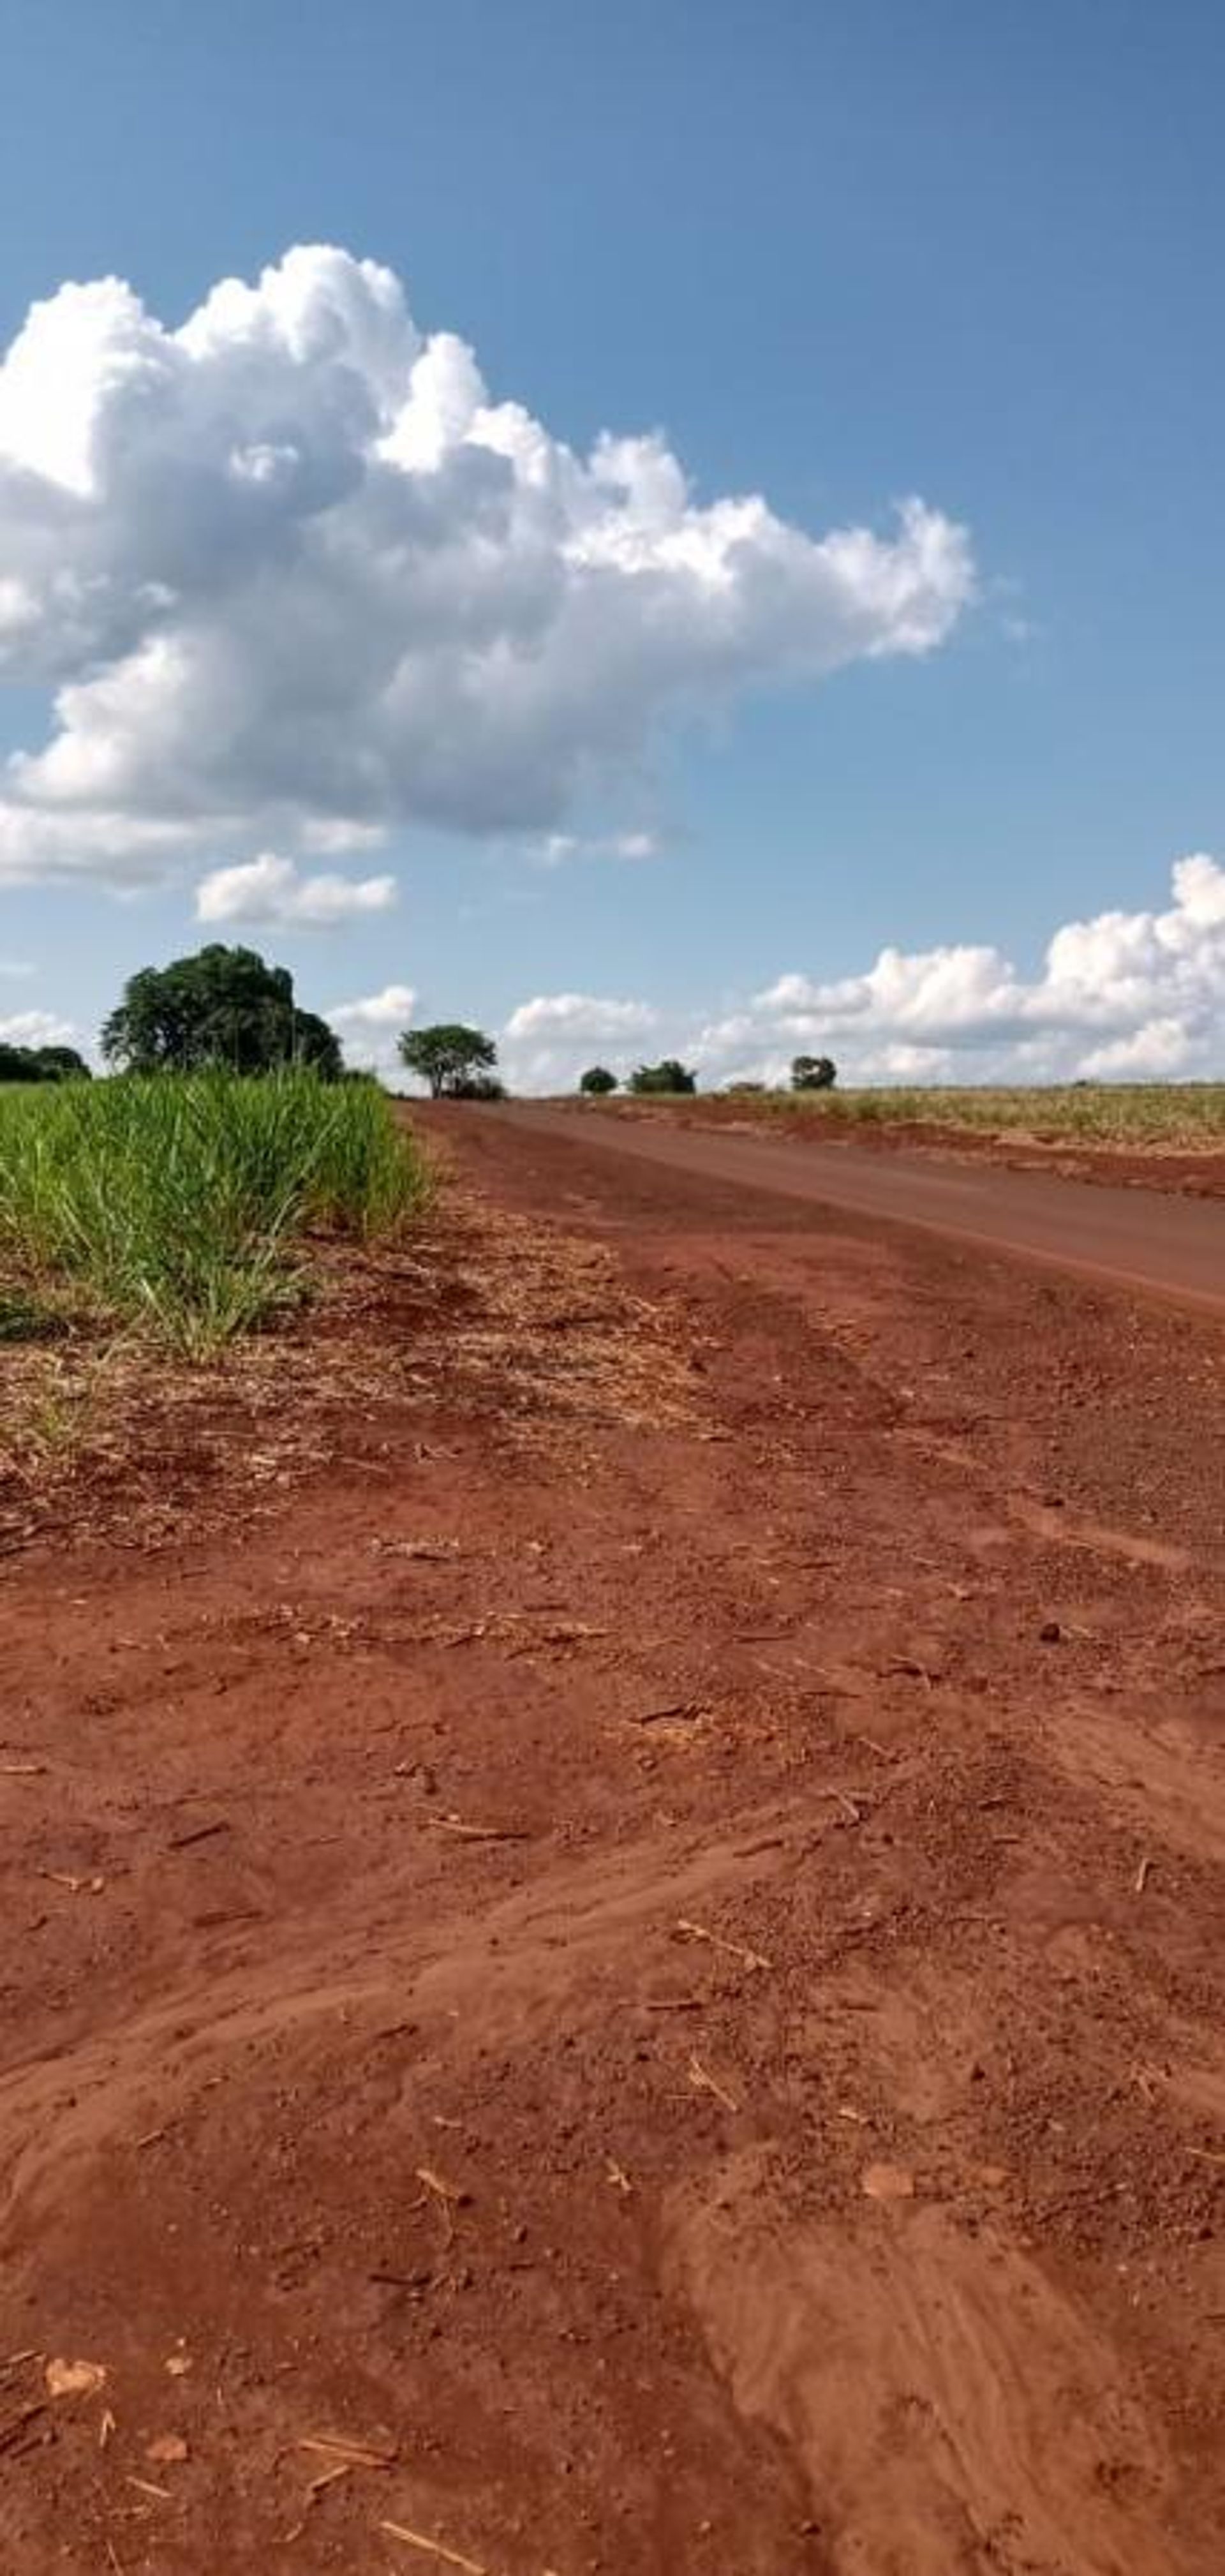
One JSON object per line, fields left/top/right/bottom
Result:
{"left": 1, "top": 1109, "right": 1222, "bottom": 2574}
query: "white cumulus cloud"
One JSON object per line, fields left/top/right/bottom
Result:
{"left": 0, "top": 244, "right": 973, "bottom": 888}
{"left": 504, "top": 992, "right": 659, "bottom": 1041}
{"left": 328, "top": 982, "right": 417, "bottom": 1029}
{"left": 747, "top": 853, "right": 1225, "bottom": 1064}
{"left": 501, "top": 854, "right": 1225, "bottom": 1092}
{"left": 0, "top": 1006, "right": 78, "bottom": 1048}
{"left": 195, "top": 851, "right": 397, "bottom": 927}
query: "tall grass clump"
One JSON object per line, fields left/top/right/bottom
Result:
{"left": 0, "top": 1071, "right": 427, "bottom": 1357}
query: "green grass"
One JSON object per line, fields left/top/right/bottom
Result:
{"left": 0, "top": 1071, "right": 427, "bottom": 1357}
{"left": 674, "top": 1082, "right": 1225, "bottom": 1149}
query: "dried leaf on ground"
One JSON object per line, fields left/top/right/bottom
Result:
{"left": 45, "top": 2356, "right": 107, "bottom": 2399}
{"left": 861, "top": 2162, "right": 917, "bottom": 2202}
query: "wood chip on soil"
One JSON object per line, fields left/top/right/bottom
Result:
{"left": 433, "top": 1817, "right": 531, "bottom": 1843}
{"left": 297, "top": 2433, "right": 398, "bottom": 2471}
{"left": 675, "top": 1916, "right": 771, "bottom": 1972}
{"left": 380, "top": 2520, "right": 488, "bottom": 2574}
{"left": 687, "top": 2053, "right": 740, "bottom": 2115}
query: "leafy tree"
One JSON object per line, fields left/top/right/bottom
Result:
{"left": 397, "top": 1023, "right": 499, "bottom": 1098}
{"left": 628, "top": 1058, "right": 697, "bottom": 1096}
{"left": 579, "top": 1066, "right": 618, "bottom": 1096}
{"left": 101, "top": 946, "right": 342, "bottom": 1079}
{"left": 791, "top": 1053, "right": 837, "bottom": 1092}
{"left": 31, "top": 1045, "right": 91, "bottom": 1080}
{"left": 0, "top": 1043, "right": 91, "bottom": 1083}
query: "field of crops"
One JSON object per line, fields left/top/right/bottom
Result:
{"left": 673, "top": 1082, "right": 1225, "bottom": 1147}
{"left": 0, "top": 1071, "right": 427, "bottom": 1357}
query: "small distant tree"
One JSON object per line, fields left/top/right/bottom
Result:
{"left": 791, "top": 1053, "right": 837, "bottom": 1092}
{"left": 628, "top": 1059, "right": 697, "bottom": 1096}
{"left": 579, "top": 1066, "right": 618, "bottom": 1096}
{"left": 398, "top": 1023, "right": 500, "bottom": 1099}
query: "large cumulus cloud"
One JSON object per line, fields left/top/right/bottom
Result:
{"left": 0, "top": 244, "right": 974, "bottom": 887}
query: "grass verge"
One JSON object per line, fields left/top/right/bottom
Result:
{"left": 621, "top": 1082, "right": 1225, "bottom": 1150}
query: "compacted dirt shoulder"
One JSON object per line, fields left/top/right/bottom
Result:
{"left": 1, "top": 1108, "right": 1222, "bottom": 2575}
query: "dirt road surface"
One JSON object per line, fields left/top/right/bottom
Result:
{"left": 495, "top": 1105, "right": 1225, "bottom": 1314}
{"left": 2, "top": 1108, "right": 1222, "bottom": 2575}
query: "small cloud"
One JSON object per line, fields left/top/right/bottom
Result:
{"left": 504, "top": 992, "right": 658, "bottom": 1041}
{"left": 0, "top": 1006, "right": 77, "bottom": 1046}
{"left": 328, "top": 982, "right": 417, "bottom": 1029}
{"left": 607, "top": 830, "right": 660, "bottom": 861}
{"left": 530, "top": 828, "right": 662, "bottom": 867}
{"left": 195, "top": 852, "right": 397, "bottom": 928}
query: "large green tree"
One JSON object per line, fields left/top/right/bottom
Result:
{"left": 101, "top": 945, "right": 343, "bottom": 1079}
{"left": 398, "top": 1023, "right": 500, "bottom": 1098}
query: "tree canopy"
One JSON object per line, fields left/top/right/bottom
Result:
{"left": 791, "top": 1053, "right": 838, "bottom": 1091}
{"left": 0, "top": 1043, "right": 91, "bottom": 1084}
{"left": 397, "top": 1023, "right": 500, "bottom": 1098}
{"left": 579, "top": 1066, "right": 618, "bottom": 1095}
{"left": 101, "top": 946, "right": 343, "bottom": 1079}
{"left": 628, "top": 1058, "right": 697, "bottom": 1096}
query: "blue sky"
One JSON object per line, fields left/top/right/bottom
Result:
{"left": 1, "top": 0, "right": 1222, "bottom": 1085}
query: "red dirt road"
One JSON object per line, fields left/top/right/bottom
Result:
{"left": 495, "top": 1105, "right": 1225, "bottom": 1314}
{"left": 2, "top": 1109, "right": 1223, "bottom": 2575}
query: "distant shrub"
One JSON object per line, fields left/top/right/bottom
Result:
{"left": 791, "top": 1054, "right": 837, "bottom": 1091}
{"left": 579, "top": 1066, "right": 618, "bottom": 1096}
{"left": 629, "top": 1059, "right": 697, "bottom": 1096}
{"left": 448, "top": 1073, "right": 507, "bottom": 1100}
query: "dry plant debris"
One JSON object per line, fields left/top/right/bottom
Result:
{"left": 380, "top": 2519, "right": 489, "bottom": 2573}
{"left": 674, "top": 1916, "right": 771, "bottom": 1972}
{"left": 861, "top": 2163, "right": 917, "bottom": 2202}
{"left": 44, "top": 2357, "right": 107, "bottom": 2399}
{"left": 687, "top": 2054, "right": 741, "bottom": 2115}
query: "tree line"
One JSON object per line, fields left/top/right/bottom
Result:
{"left": 579, "top": 1052, "right": 836, "bottom": 1096}
{"left": 17, "top": 944, "right": 836, "bottom": 1097}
